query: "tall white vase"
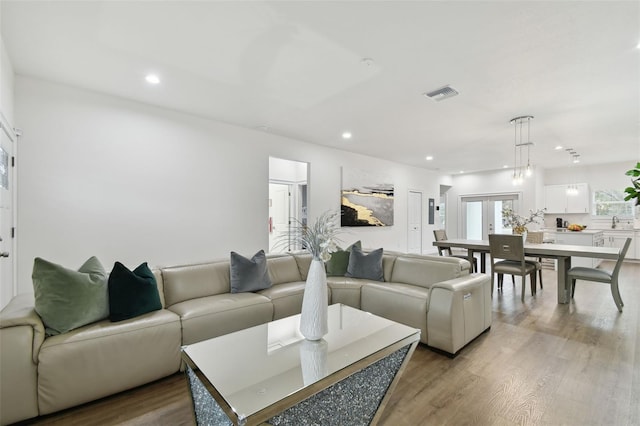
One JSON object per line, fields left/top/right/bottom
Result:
{"left": 299, "top": 258, "right": 328, "bottom": 340}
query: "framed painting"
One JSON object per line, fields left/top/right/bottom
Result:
{"left": 341, "top": 168, "right": 394, "bottom": 226}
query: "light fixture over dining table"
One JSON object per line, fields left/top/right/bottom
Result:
{"left": 510, "top": 115, "right": 534, "bottom": 185}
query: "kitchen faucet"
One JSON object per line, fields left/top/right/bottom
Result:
{"left": 612, "top": 216, "right": 619, "bottom": 229}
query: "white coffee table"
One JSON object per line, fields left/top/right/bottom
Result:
{"left": 181, "top": 303, "right": 420, "bottom": 425}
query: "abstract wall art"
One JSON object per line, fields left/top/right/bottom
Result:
{"left": 341, "top": 167, "right": 394, "bottom": 227}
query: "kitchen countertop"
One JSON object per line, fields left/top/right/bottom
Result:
{"left": 544, "top": 228, "right": 639, "bottom": 234}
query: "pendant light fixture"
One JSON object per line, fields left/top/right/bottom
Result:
{"left": 510, "top": 115, "right": 534, "bottom": 185}
{"left": 565, "top": 148, "right": 580, "bottom": 195}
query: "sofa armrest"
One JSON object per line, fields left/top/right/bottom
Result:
{"left": 1, "top": 294, "right": 43, "bottom": 424}
{"left": 426, "top": 273, "right": 492, "bottom": 355}
{"left": 428, "top": 273, "right": 490, "bottom": 293}
{"left": 0, "top": 294, "right": 45, "bottom": 363}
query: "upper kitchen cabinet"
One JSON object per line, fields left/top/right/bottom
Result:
{"left": 544, "top": 183, "right": 590, "bottom": 213}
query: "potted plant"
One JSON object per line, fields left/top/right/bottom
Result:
{"left": 502, "top": 207, "right": 546, "bottom": 235}
{"left": 623, "top": 162, "right": 640, "bottom": 206}
{"left": 279, "top": 210, "right": 342, "bottom": 340}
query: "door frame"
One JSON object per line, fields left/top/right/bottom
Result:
{"left": 0, "top": 111, "right": 18, "bottom": 308}
{"left": 459, "top": 192, "right": 521, "bottom": 239}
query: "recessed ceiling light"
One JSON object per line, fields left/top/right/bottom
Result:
{"left": 425, "top": 156, "right": 434, "bottom": 161}
{"left": 503, "top": 165, "right": 509, "bottom": 168}
{"left": 145, "top": 74, "right": 160, "bottom": 84}
{"left": 342, "top": 132, "right": 352, "bottom": 139}
{"left": 459, "top": 170, "right": 464, "bottom": 174}
{"left": 555, "top": 145, "right": 563, "bottom": 150}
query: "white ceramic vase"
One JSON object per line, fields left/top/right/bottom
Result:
{"left": 299, "top": 258, "right": 328, "bottom": 340}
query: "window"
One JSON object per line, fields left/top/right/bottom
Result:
{"left": 593, "top": 189, "right": 634, "bottom": 217}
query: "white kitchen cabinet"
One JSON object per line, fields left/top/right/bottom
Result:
{"left": 603, "top": 231, "right": 635, "bottom": 260}
{"left": 554, "top": 230, "right": 603, "bottom": 267}
{"left": 544, "top": 183, "right": 590, "bottom": 213}
{"left": 636, "top": 231, "right": 640, "bottom": 260}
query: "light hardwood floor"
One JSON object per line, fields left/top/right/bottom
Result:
{"left": 20, "top": 261, "right": 640, "bottom": 425}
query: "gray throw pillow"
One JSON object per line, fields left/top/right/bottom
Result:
{"left": 345, "top": 246, "right": 384, "bottom": 282}
{"left": 32, "top": 256, "right": 109, "bottom": 335}
{"left": 230, "top": 250, "right": 272, "bottom": 293}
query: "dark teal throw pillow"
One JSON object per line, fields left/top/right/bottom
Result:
{"left": 108, "top": 262, "right": 162, "bottom": 322}
{"left": 345, "top": 246, "right": 384, "bottom": 282}
{"left": 326, "top": 240, "right": 362, "bottom": 276}
{"left": 230, "top": 250, "right": 272, "bottom": 293}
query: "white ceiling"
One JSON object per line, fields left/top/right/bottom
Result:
{"left": 1, "top": 1, "right": 639, "bottom": 174}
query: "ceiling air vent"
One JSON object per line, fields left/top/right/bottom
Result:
{"left": 423, "top": 85, "right": 459, "bottom": 102}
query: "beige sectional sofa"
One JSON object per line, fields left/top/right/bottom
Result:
{"left": 0, "top": 250, "right": 491, "bottom": 425}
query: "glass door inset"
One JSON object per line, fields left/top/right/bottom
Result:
{"left": 461, "top": 194, "right": 519, "bottom": 239}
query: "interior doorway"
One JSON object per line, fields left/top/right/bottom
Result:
{"left": 268, "top": 157, "right": 308, "bottom": 253}
{"left": 0, "top": 113, "right": 16, "bottom": 310}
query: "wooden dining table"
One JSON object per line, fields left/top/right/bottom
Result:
{"left": 432, "top": 238, "right": 622, "bottom": 304}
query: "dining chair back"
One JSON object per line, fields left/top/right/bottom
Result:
{"left": 489, "top": 233, "right": 537, "bottom": 301}
{"left": 433, "top": 229, "right": 478, "bottom": 272}
{"left": 568, "top": 237, "right": 631, "bottom": 312}
{"left": 525, "top": 231, "right": 544, "bottom": 289}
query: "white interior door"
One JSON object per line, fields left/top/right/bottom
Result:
{"left": 269, "top": 183, "right": 291, "bottom": 252}
{"left": 461, "top": 194, "right": 519, "bottom": 239}
{"left": 408, "top": 191, "right": 423, "bottom": 254}
{"left": 0, "top": 117, "right": 15, "bottom": 310}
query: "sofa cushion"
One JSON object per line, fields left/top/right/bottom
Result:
{"left": 266, "top": 254, "right": 302, "bottom": 284}
{"left": 326, "top": 241, "right": 361, "bottom": 276}
{"left": 108, "top": 262, "right": 162, "bottom": 322}
{"left": 168, "top": 293, "right": 273, "bottom": 344}
{"left": 345, "top": 246, "right": 384, "bottom": 282}
{"left": 360, "top": 282, "right": 428, "bottom": 344}
{"left": 327, "top": 277, "right": 367, "bottom": 309}
{"left": 259, "top": 281, "right": 307, "bottom": 320}
{"left": 391, "top": 256, "right": 467, "bottom": 289}
{"left": 230, "top": 250, "right": 272, "bottom": 293}
{"left": 37, "top": 309, "right": 181, "bottom": 414}
{"left": 161, "top": 260, "right": 231, "bottom": 306}
{"left": 32, "top": 256, "right": 109, "bottom": 336}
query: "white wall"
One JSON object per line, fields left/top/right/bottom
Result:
{"left": 269, "top": 157, "right": 307, "bottom": 183}
{"left": 446, "top": 168, "right": 542, "bottom": 238}
{"left": 0, "top": 35, "right": 14, "bottom": 124}
{"left": 12, "top": 76, "right": 443, "bottom": 295}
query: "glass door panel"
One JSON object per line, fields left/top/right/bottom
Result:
{"left": 461, "top": 195, "right": 519, "bottom": 239}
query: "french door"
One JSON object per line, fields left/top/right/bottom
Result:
{"left": 461, "top": 194, "right": 519, "bottom": 239}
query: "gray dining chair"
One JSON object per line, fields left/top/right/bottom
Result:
{"left": 433, "top": 229, "right": 478, "bottom": 272}
{"left": 568, "top": 237, "right": 631, "bottom": 312}
{"left": 489, "top": 234, "right": 537, "bottom": 301}
{"left": 525, "top": 231, "right": 544, "bottom": 289}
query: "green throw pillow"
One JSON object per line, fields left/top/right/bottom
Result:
{"left": 326, "top": 240, "right": 362, "bottom": 276}
{"left": 230, "top": 250, "right": 272, "bottom": 293}
{"left": 345, "top": 246, "right": 385, "bottom": 282}
{"left": 108, "top": 262, "right": 162, "bottom": 322}
{"left": 33, "top": 256, "right": 109, "bottom": 336}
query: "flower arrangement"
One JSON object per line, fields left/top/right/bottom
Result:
{"left": 502, "top": 207, "right": 546, "bottom": 234}
{"left": 283, "top": 210, "right": 341, "bottom": 261}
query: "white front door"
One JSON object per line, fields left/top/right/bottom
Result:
{"left": 0, "top": 116, "right": 16, "bottom": 310}
{"left": 408, "top": 191, "right": 423, "bottom": 254}
{"left": 269, "top": 183, "right": 292, "bottom": 252}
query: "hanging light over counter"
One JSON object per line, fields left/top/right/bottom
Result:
{"left": 510, "top": 115, "right": 534, "bottom": 185}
